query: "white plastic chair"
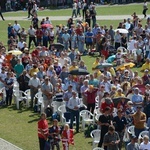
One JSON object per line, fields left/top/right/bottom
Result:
{"left": 127, "top": 125, "right": 135, "bottom": 136}
{"left": 90, "top": 129, "right": 101, "bottom": 149}
{"left": 62, "top": 112, "right": 76, "bottom": 125}
{"left": 35, "top": 91, "right": 44, "bottom": 112}
{"left": 117, "top": 46, "right": 127, "bottom": 54}
{"left": 93, "top": 148, "right": 104, "bottom": 150}
{"left": 14, "top": 90, "right": 27, "bottom": 109}
{"left": 58, "top": 104, "right": 66, "bottom": 123}
{"left": 24, "top": 89, "right": 31, "bottom": 107}
{"left": 138, "top": 131, "right": 149, "bottom": 140}
{"left": 80, "top": 110, "right": 95, "bottom": 131}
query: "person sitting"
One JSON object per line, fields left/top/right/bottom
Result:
{"left": 141, "top": 58, "right": 150, "bottom": 72}
{"left": 49, "top": 119, "right": 61, "bottom": 150}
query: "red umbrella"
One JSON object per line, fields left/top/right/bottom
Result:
{"left": 41, "top": 24, "right": 53, "bottom": 28}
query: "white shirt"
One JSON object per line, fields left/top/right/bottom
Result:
{"left": 68, "top": 96, "right": 80, "bottom": 110}
{"left": 17, "top": 41, "right": 25, "bottom": 49}
{"left": 13, "top": 24, "right": 21, "bottom": 33}
{"left": 28, "top": 77, "right": 41, "bottom": 88}
{"left": 140, "top": 142, "right": 150, "bottom": 150}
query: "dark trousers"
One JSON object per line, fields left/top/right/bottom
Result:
{"left": 39, "top": 137, "right": 46, "bottom": 150}
{"left": 98, "top": 130, "right": 107, "bottom": 150}
{"left": 0, "top": 12, "right": 4, "bottom": 20}
{"left": 5, "top": 89, "right": 13, "bottom": 106}
{"left": 30, "top": 88, "right": 38, "bottom": 108}
{"left": 87, "top": 103, "right": 95, "bottom": 114}
{"left": 28, "top": 37, "right": 37, "bottom": 49}
{"left": 69, "top": 109, "right": 79, "bottom": 132}
{"left": 134, "top": 128, "right": 145, "bottom": 138}
{"left": 143, "top": 9, "right": 148, "bottom": 17}
{"left": 115, "top": 42, "right": 121, "bottom": 50}
{"left": 28, "top": 8, "right": 32, "bottom": 18}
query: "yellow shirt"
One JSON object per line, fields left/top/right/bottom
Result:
{"left": 29, "top": 68, "right": 39, "bottom": 77}
{"left": 109, "top": 67, "right": 116, "bottom": 77}
{"left": 92, "top": 61, "right": 101, "bottom": 77}
{"left": 133, "top": 112, "right": 146, "bottom": 129}
{"left": 141, "top": 63, "right": 150, "bottom": 71}
{"left": 114, "top": 93, "right": 125, "bottom": 98}
{"left": 69, "top": 66, "right": 78, "bottom": 72}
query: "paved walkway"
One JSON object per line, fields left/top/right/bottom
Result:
{"left": 3, "top": 14, "right": 149, "bottom": 21}
{"left": 0, "top": 138, "right": 22, "bottom": 150}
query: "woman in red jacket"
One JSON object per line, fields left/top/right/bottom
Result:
{"left": 38, "top": 112, "right": 49, "bottom": 150}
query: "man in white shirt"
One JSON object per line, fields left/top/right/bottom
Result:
{"left": 28, "top": 72, "right": 41, "bottom": 108}
{"left": 139, "top": 135, "right": 150, "bottom": 150}
{"left": 67, "top": 91, "right": 81, "bottom": 132}
{"left": 17, "top": 38, "right": 25, "bottom": 51}
{"left": 13, "top": 20, "right": 21, "bottom": 38}
{"left": 28, "top": 25, "right": 37, "bottom": 49}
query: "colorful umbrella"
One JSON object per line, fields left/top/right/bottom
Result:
{"left": 116, "top": 62, "right": 135, "bottom": 70}
{"left": 41, "top": 24, "right": 53, "bottom": 28}
{"left": 95, "top": 63, "right": 113, "bottom": 69}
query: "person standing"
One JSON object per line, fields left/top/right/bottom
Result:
{"left": 28, "top": 25, "right": 37, "bottom": 49}
{"left": 72, "top": 1, "right": 77, "bottom": 18}
{"left": 90, "top": 5, "right": 97, "bottom": 28}
{"left": 67, "top": 91, "right": 81, "bottom": 133}
{"left": 0, "top": 5, "right": 5, "bottom": 21}
{"left": 143, "top": 0, "right": 148, "bottom": 18}
{"left": 98, "top": 107, "right": 113, "bottom": 150}
{"left": 28, "top": 72, "right": 41, "bottom": 108}
{"left": 132, "top": 105, "right": 147, "bottom": 138}
{"left": 77, "top": 0, "right": 81, "bottom": 17}
{"left": 4, "top": 72, "right": 14, "bottom": 106}
{"left": 38, "top": 112, "right": 49, "bottom": 150}
{"left": 41, "top": 77, "right": 53, "bottom": 112}
{"left": 14, "top": 59, "right": 24, "bottom": 78}
{"left": 103, "top": 125, "right": 120, "bottom": 150}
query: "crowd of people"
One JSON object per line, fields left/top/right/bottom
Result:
{"left": 0, "top": 1, "right": 150, "bottom": 150}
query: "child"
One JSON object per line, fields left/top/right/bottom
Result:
{"left": 49, "top": 119, "right": 61, "bottom": 150}
{"left": 136, "top": 47, "right": 142, "bottom": 67}
{"left": 61, "top": 124, "right": 74, "bottom": 150}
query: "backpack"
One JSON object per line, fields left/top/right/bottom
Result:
{"left": 84, "top": 123, "right": 97, "bottom": 138}
{"left": 46, "top": 107, "right": 53, "bottom": 118}
{"left": 52, "top": 112, "right": 60, "bottom": 122}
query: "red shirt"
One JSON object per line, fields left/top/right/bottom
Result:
{"left": 100, "top": 101, "right": 114, "bottom": 113}
{"left": 38, "top": 119, "right": 49, "bottom": 139}
{"left": 36, "top": 30, "right": 43, "bottom": 38}
{"left": 84, "top": 89, "right": 98, "bottom": 104}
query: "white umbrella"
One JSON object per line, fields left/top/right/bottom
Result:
{"left": 8, "top": 50, "right": 22, "bottom": 55}
{"left": 115, "top": 28, "right": 128, "bottom": 34}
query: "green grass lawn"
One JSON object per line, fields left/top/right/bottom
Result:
{"left": 3, "top": 3, "right": 150, "bottom": 17}
{"left": 0, "top": 4, "right": 146, "bottom": 150}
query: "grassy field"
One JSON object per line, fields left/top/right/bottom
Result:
{"left": 3, "top": 3, "right": 150, "bottom": 17}
{"left": 0, "top": 3, "right": 146, "bottom": 150}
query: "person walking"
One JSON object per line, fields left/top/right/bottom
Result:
{"left": 0, "top": 5, "right": 5, "bottom": 21}
{"left": 27, "top": 0, "right": 33, "bottom": 18}
{"left": 143, "top": 0, "right": 148, "bottom": 18}
{"left": 72, "top": 1, "right": 77, "bottom": 18}
{"left": 38, "top": 112, "right": 49, "bottom": 150}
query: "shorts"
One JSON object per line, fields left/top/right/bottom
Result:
{"left": 86, "top": 42, "right": 93, "bottom": 46}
